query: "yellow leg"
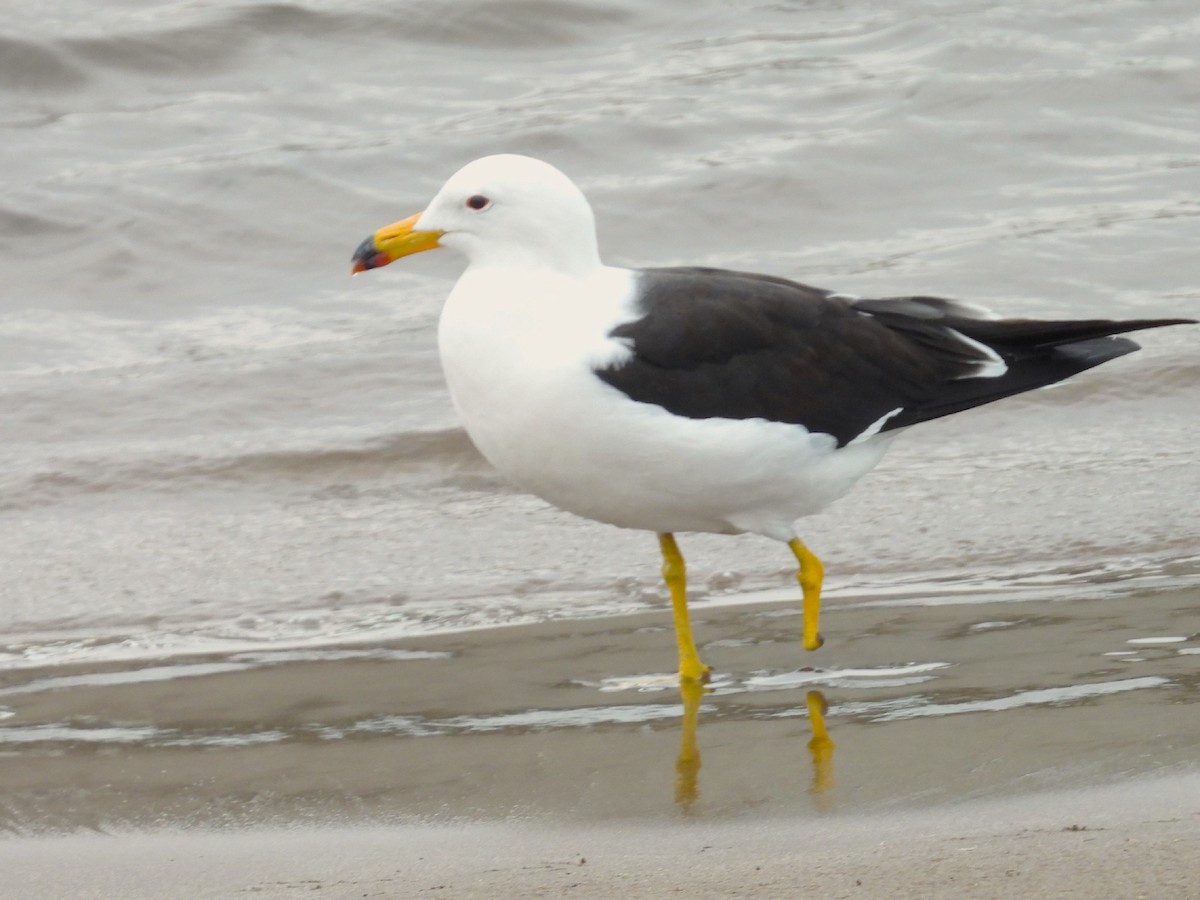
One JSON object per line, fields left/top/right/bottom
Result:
{"left": 658, "top": 533, "right": 711, "bottom": 684}
{"left": 788, "top": 537, "right": 825, "bottom": 651}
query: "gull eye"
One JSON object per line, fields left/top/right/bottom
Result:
{"left": 466, "top": 194, "right": 492, "bottom": 211}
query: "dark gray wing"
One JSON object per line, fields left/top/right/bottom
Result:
{"left": 594, "top": 267, "right": 1191, "bottom": 446}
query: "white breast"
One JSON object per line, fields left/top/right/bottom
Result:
{"left": 436, "top": 264, "right": 892, "bottom": 541}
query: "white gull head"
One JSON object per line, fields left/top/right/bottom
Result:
{"left": 415, "top": 154, "right": 603, "bottom": 277}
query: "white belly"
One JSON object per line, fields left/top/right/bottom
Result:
{"left": 436, "top": 264, "right": 892, "bottom": 542}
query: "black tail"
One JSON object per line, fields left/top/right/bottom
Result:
{"left": 865, "top": 308, "right": 1195, "bottom": 432}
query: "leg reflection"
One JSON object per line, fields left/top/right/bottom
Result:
{"left": 806, "top": 690, "right": 835, "bottom": 803}
{"left": 674, "top": 678, "right": 706, "bottom": 811}
{"left": 673, "top": 684, "right": 837, "bottom": 812}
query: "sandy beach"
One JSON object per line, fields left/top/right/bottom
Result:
{"left": 2, "top": 774, "right": 1198, "bottom": 899}
{"left": 2, "top": 583, "right": 1197, "bottom": 897}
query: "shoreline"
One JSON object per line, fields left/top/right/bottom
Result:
{"left": 1, "top": 582, "right": 1196, "bottom": 897}
{"left": 1, "top": 773, "right": 1196, "bottom": 898}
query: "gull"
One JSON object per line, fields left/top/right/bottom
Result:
{"left": 351, "top": 154, "right": 1192, "bottom": 682}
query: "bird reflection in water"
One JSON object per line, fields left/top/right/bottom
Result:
{"left": 805, "top": 690, "right": 836, "bottom": 809}
{"left": 673, "top": 683, "right": 835, "bottom": 812}
{"left": 674, "top": 679, "right": 705, "bottom": 809}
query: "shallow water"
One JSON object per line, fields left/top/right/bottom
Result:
{"left": 1, "top": 0, "right": 1198, "bottom": 828}
{"left": 1, "top": 582, "right": 1196, "bottom": 829}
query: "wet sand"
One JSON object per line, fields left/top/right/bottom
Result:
{"left": 1, "top": 774, "right": 1198, "bottom": 899}
{"left": 1, "top": 580, "right": 1196, "bottom": 896}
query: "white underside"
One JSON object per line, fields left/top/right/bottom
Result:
{"left": 437, "top": 264, "right": 895, "bottom": 543}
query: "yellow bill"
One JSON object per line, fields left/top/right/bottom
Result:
{"left": 350, "top": 212, "right": 443, "bottom": 273}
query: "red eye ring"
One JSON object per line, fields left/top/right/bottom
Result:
{"left": 466, "top": 195, "right": 491, "bottom": 211}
